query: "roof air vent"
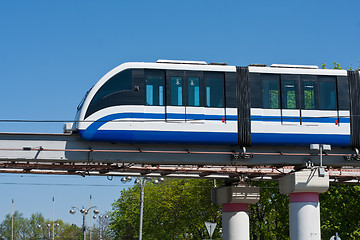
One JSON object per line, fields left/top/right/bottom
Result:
{"left": 249, "top": 64, "right": 267, "bottom": 67}
{"left": 156, "top": 59, "right": 207, "bottom": 65}
{"left": 270, "top": 64, "right": 319, "bottom": 69}
{"left": 209, "top": 62, "right": 228, "bottom": 66}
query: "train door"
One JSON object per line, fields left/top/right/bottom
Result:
{"left": 185, "top": 72, "right": 204, "bottom": 123}
{"left": 300, "top": 75, "right": 317, "bottom": 126}
{"left": 166, "top": 71, "right": 186, "bottom": 122}
{"left": 301, "top": 75, "right": 338, "bottom": 127}
{"left": 144, "top": 70, "right": 165, "bottom": 123}
{"left": 260, "top": 74, "right": 282, "bottom": 128}
{"left": 281, "top": 75, "right": 300, "bottom": 125}
{"left": 203, "top": 72, "right": 225, "bottom": 124}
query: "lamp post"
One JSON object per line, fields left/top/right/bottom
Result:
{"left": 69, "top": 206, "right": 99, "bottom": 240}
{"left": 121, "top": 176, "right": 165, "bottom": 240}
{"left": 93, "top": 213, "right": 109, "bottom": 240}
{"left": 11, "top": 199, "right": 13, "bottom": 240}
{"left": 37, "top": 223, "right": 59, "bottom": 240}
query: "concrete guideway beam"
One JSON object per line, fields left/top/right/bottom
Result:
{"left": 279, "top": 169, "right": 329, "bottom": 240}
{"left": 1, "top": 133, "right": 360, "bottom": 167}
{"left": 212, "top": 184, "right": 260, "bottom": 240}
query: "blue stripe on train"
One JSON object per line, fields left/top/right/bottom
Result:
{"left": 79, "top": 130, "right": 238, "bottom": 145}
{"left": 251, "top": 115, "right": 350, "bottom": 123}
{"left": 79, "top": 129, "right": 350, "bottom": 146}
{"left": 251, "top": 133, "right": 350, "bottom": 146}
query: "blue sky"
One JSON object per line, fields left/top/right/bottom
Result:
{"left": 0, "top": 0, "right": 359, "bottom": 228}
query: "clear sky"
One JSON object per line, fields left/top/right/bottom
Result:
{"left": 0, "top": 0, "right": 359, "bottom": 229}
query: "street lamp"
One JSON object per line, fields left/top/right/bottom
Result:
{"left": 69, "top": 206, "right": 99, "bottom": 240}
{"left": 37, "top": 222, "right": 59, "bottom": 240}
{"left": 121, "top": 176, "right": 165, "bottom": 240}
{"left": 93, "top": 213, "right": 109, "bottom": 240}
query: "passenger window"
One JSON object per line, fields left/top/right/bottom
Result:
{"left": 303, "top": 80, "right": 316, "bottom": 110}
{"left": 319, "top": 77, "right": 336, "bottom": 110}
{"left": 170, "top": 76, "right": 183, "bottom": 106}
{"left": 146, "top": 74, "right": 164, "bottom": 106}
{"left": 205, "top": 74, "right": 224, "bottom": 107}
{"left": 188, "top": 77, "right": 200, "bottom": 106}
{"left": 261, "top": 75, "right": 280, "bottom": 109}
{"left": 282, "top": 79, "right": 297, "bottom": 109}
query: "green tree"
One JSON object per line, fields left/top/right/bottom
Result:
{"left": 90, "top": 215, "right": 112, "bottom": 240}
{"left": 321, "top": 61, "right": 360, "bottom": 70}
{"left": 56, "top": 223, "right": 82, "bottom": 240}
{"left": 249, "top": 181, "right": 289, "bottom": 240}
{"left": 0, "top": 211, "right": 82, "bottom": 240}
{"left": 0, "top": 211, "right": 29, "bottom": 239}
{"left": 109, "top": 178, "right": 222, "bottom": 239}
{"left": 320, "top": 184, "right": 360, "bottom": 240}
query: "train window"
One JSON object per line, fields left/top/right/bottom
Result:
{"left": 170, "top": 76, "right": 183, "bottom": 106}
{"left": 204, "top": 74, "right": 224, "bottom": 107}
{"left": 261, "top": 74, "right": 280, "bottom": 109}
{"left": 319, "top": 77, "right": 336, "bottom": 110}
{"left": 85, "top": 69, "right": 133, "bottom": 118}
{"left": 283, "top": 80, "right": 297, "bottom": 109}
{"left": 145, "top": 73, "right": 164, "bottom": 106}
{"left": 303, "top": 80, "right": 316, "bottom": 110}
{"left": 188, "top": 77, "right": 200, "bottom": 106}
{"left": 281, "top": 75, "right": 299, "bottom": 109}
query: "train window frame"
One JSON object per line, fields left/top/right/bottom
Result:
{"left": 204, "top": 72, "right": 225, "bottom": 108}
{"left": 318, "top": 76, "right": 337, "bottom": 110}
{"left": 261, "top": 74, "right": 280, "bottom": 109}
{"left": 145, "top": 70, "right": 165, "bottom": 106}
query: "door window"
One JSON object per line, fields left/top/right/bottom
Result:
{"left": 146, "top": 74, "right": 164, "bottom": 106}
{"left": 188, "top": 77, "right": 200, "bottom": 106}
{"left": 205, "top": 74, "right": 224, "bottom": 107}
{"left": 170, "top": 76, "right": 183, "bottom": 106}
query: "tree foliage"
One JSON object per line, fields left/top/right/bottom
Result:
{"left": 0, "top": 211, "right": 82, "bottom": 240}
{"left": 321, "top": 61, "right": 360, "bottom": 70}
{"left": 108, "top": 178, "right": 360, "bottom": 240}
{"left": 249, "top": 181, "right": 289, "bottom": 240}
{"left": 320, "top": 184, "right": 360, "bottom": 239}
{"left": 109, "top": 178, "right": 222, "bottom": 239}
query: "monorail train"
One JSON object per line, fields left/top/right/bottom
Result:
{"left": 71, "top": 59, "right": 360, "bottom": 147}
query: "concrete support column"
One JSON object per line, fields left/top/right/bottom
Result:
{"left": 212, "top": 184, "right": 260, "bottom": 240}
{"left": 222, "top": 203, "right": 250, "bottom": 239}
{"left": 279, "top": 169, "right": 329, "bottom": 240}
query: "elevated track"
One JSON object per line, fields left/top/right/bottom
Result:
{"left": 1, "top": 132, "right": 360, "bottom": 182}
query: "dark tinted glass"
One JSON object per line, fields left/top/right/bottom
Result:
{"left": 85, "top": 69, "right": 133, "bottom": 117}
{"left": 261, "top": 74, "right": 280, "bottom": 109}
{"left": 91, "top": 69, "right": 132, "bottom": 106}
{"left": 337, "top": 76, "right": 350, "bottom": 110}
{"left": 319, "top": 77, "right": 336, "bottom": 110}
{"left": 170, "top": 76, "right": 183, "bottom": 106}
{"left": 146, "top": 72, "right": 164, "bottom": 106}
{"left": 205, "top": 73, "right": 224, "bottom": 107}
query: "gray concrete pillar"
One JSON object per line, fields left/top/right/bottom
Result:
{"left": 279, "top": 169, "right": 329, "bottom": 240}
{"left": 212, "top": 183, "right": 260, "bottom": 240}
